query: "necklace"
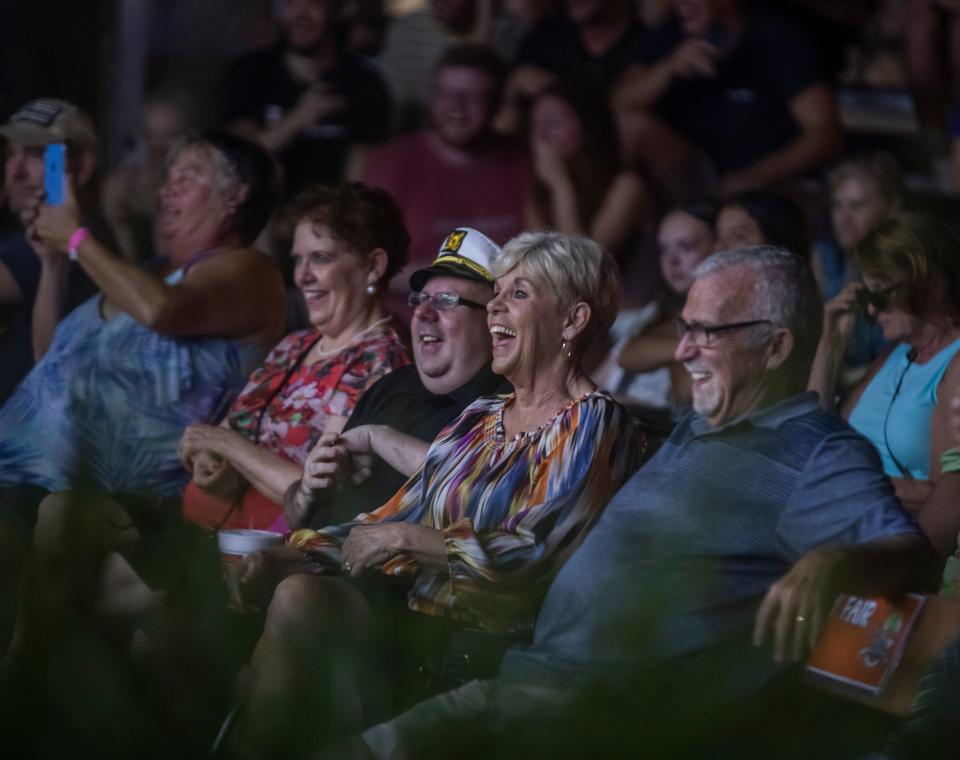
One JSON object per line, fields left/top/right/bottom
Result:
{"left": 315, "top": 314, "right": 392, "bottom": 356}
{"left": 494, "top": 389, "right": 599, "bottom": 443}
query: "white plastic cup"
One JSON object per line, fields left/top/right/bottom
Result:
{"left": 217, "top": 529, "right": 283, "bottom": 566}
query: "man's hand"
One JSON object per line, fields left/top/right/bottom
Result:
{"left": 666, "top": 39, "right": 719, "bottom": 80}
{"left": 753, "top": 547, "right": 845, "bottom": 663}
{"left": 289, "top": 83, "right": 345, "bottom": 131}
{"left": 192, "top": 450, "right": 245, "bottom": 502}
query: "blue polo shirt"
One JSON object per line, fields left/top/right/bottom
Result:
{"left": 502, "top": 392, "right": 921, "bottom": 690}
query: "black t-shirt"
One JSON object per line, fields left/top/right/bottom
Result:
{"left": 515, "top": 14, "right": 648, "bottom": 98}
{"left": 0, "top": 227, "right": 100, "bottom": 404}
{"left": 222, "top": 43, "right": 392, "bottom": 194}
{"left": 310, "top": 363, "right": 511, "bottom": 527}
{"left": 640, "top": 11, "right": 826, "bottom": 173}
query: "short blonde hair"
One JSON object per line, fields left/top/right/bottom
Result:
{"left": 491, "top": 231, "right": 621, "bottom": 356}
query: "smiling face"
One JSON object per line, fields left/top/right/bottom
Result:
{"left": 831, "top": 175, "right": 891, "bottom": 252}
{"left": 715, "top": 204, "right": 764, "bottom": 252}
{"left": 658, "top": 210, "right": 714, "bottom": 295}
{"left": 487, "top": 264, "right": 567, "bottom": 382}
{"left": 531, "top": 95, "right": 582, "bottom": 157}
{"left": 292, "top": 220, "right": 376, "bottom": 335}
{"left": 431, "top": 66, "right": 497, "bottom": 148}
{"left": 675, "top": 266, "right": 774, "bottom": 426}
{"left": 412, "top": 274, "right": 493, "bottom": 394}
{"left": 280, "top": 0, "right": 331, "bottom": 53}
{"left": 671, "top": 0, "right": 718, "bottom": 36}
{"left": 156, "top": 145, "right": 237, "bottom": 244}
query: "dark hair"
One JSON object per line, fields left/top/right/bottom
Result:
{"left": 854, "top": 212, "right": 960, "bottom": 325}
{"left": 530, "top": 83, "right": 620, "bottom": 232}
{"left": 671, "top": 198, "right": 720, "bottom": 229}
{"left": 435, "top": 43, "right": 506, "bottom": 95}
{"left": 172, "top": 128, "right": 279, "bottom": 244}
{"left": 288, "top": 182, "right": 410, "bottom": 286}
{"left": 722, "top": 190, "right": 810, "bottom": 261}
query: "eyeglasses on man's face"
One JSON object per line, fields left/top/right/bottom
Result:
{"left": 675, "top": 317, "right": 774, "bottom": 347}
{"left": 408, "top": 291, "right": 487, "bottom": 311}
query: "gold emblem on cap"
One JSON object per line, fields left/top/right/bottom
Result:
{"left": 441, "top": 230, "right": 467, "bottom": 253}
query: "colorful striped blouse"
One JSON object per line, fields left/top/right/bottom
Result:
{"left": 290, "top": 390, "right": 640, "bottom": 630}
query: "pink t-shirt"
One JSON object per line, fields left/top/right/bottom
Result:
{"left": 364, "top": 131, "right": 529, "bottom": 297}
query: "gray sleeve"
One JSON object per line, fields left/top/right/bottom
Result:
{"left": 776, "top": 430, "right": 921, "bottom": 562}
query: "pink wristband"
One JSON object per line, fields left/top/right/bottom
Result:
{"left": 68, "top": 226, "right": 91, "bottom": 261}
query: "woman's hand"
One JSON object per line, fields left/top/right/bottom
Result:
{"left": 822, "top": 281, "right": 863, "bottom": 346}
{"left": 340, "top": 523, "right": 446, "bottom": 575}
{"left": 531, "top": 138, "right": 568, "bottom": 187}
{"left": 29, "top": 179, "right": 83, "bottom": 253}
{"left": 192, "top": 450, "right": 245, "bottom": 502}
{"left": 178, "top": 423, "right": 232, "bottom": 468}
{"left": 301, "top": 431, "right": 349, "bottom": 494}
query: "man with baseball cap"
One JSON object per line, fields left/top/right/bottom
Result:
{"left": 0, "top": 98, "right": 102, "bottom": 403}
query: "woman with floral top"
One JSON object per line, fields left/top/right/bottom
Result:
{"left": 229, "top": 231, "right": 641, "bottom": 754}
{"left": 177, "top": 182, "right": 411, "bottom": 531}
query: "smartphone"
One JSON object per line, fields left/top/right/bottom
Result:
{"left": 44, "top": 143, "right": 66, "bottom": 205}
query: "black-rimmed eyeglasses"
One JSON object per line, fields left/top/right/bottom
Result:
{"left": 408, "top": 291, "right": 487, "bottom": 311}
{"left": 675, "top": 317, "right": 773, "bottom": 347}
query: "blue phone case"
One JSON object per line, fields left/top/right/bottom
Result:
{"left": 44, "top": 143, "right": 66, "bottom": 205}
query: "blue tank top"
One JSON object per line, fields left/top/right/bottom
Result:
{"left": 0, "top": 268, "right": 267, "bottom": 497}
{"left": 849, "top": 338, "right": 960, "bottom": 479}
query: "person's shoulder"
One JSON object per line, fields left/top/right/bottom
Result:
{"left": 271, "top": 328, "right": 319, "bottom": 354}
{"left": 338, "top": 50, "right": 387, "bottom": 82}
{"left": 741, "top": 9, "right": 820, "bottom": 69}
{"left": 371, "top": 131, "right": 426, "bottom": 160}
{"left": 0, "top": 228, "right": 31, "bottom": 261}
{"left": 575, "top": 389, "right": 636, "bottom": 429}
{"left": 357, "top": 363, "right": 422, "bottom": 400}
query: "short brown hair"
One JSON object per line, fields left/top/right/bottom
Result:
{"left": 288, "top": 182, "right": 410, "bottom": 286}
{"left": 436, "top": 43, "right": 506, "bottom": 95}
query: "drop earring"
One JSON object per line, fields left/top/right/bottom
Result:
{"left": 561, "top": 339, "right": 572, "bottom": 361}
{"left": 366, "top": 283, "right": 376, "bottom": 295}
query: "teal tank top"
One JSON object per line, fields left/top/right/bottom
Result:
{"left": 849, "top": 338, "right": 960, "bottom": 479}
